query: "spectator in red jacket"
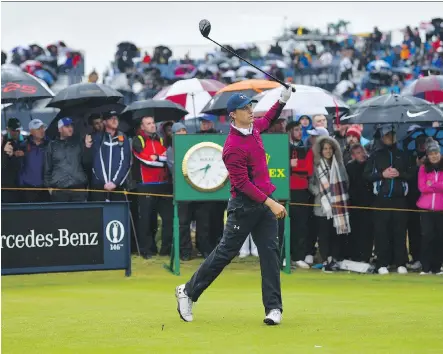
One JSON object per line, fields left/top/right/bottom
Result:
{"left": 287, "top": 121, "right": 314, "bottom": 268}
{"left": 142, "top": 52, "right": 152, "bottom": 64}
{"left": 132, "top": 116, "right": 172, "bottom": 259}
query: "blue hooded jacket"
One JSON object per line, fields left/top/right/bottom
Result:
{"left": 91, "top": 131, "right": 131, "bottom": 187}
{"left": 296, "top": 115, "right": 312, "bottom": 140}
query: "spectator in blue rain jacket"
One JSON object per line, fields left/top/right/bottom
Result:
{"left": 90, "top": 111, "right": 131, "bottom": 201}
{"left": 18, "top": 119, "right": 50, "bottom": 203}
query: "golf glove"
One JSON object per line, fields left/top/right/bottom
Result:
{"left": 279, "top": 85, "right": 293, "bottom": 104}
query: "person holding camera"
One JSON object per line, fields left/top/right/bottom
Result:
{"left": 2, "top": 118, "right": 26, "bottom": 203}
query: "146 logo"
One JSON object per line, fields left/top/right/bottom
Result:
{"left": 105, "top": 220, "right": 125, "bottom": 251}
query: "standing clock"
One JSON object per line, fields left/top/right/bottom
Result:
{"left": 182, "top": 142, "right": 228, "bottom": 192}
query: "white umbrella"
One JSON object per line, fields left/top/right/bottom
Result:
{"left": 334, "top": 80, "right": 355, "bottom": 96}
{"left": 253, "top": 84, "right": 348, "bottom": 116}
{"left": 221, "top": 70, "right": 236, "bottom": 79}
{"left": 265, "top": 59, "right": 288, "bottom": 69}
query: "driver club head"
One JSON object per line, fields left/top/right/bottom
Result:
{"left": 199, "top": 19, "right": 211, "bottom": 38}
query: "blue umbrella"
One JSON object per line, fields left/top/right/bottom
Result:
{"left": 400, "top": 126, "right": 443, "bottom": 154}
{"left": 366, "top": 60, "right": 391, "bottom": 72}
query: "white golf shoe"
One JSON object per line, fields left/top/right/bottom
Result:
{"left": 264, "top": 309, "right": 282, "bottom": 325}
{"left": 176, "top": 284, "right": 193, "bottom": 322}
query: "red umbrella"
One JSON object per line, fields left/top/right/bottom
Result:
{"left": 153, "top": 78, "right": 225, "bottom": 119}
{"left": 174, "top": 64, "right": 196, "bottom": 78}
{"left": 401, "top": 75, "right": 443, "bottom": 104}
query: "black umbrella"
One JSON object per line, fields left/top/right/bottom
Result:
{"left": 341, "top": 94, "right": 443, "bottom": 124}
{"left": 121, "top": 99, "right": 188, "bottom": 122}
{"left": 86, "top": 103, "right": 126, "bottom": 116}
{"left": 46, "top": 83, "right": 123, "bottom": 110}
{"left": 201, "top": 89, "right": 258, "bottom": 115}
{"left": 1, "top": 106, "right": 60, "bottom": 132}
{"left": 1, "top": 68, "right": 54, "bottom": 103}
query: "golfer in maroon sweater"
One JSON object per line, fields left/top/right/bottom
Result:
{"left": 176, "top": 86, "right": 293, "bottom": 325}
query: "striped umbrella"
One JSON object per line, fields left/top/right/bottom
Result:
{"left": 253, "top": 84, "right": 347, "bottom": 119}
{"left": 401, "top": 75, "right": 443, "bottom": 104}
{"left": 153, "top": 78, "right": 225, "bottom": 119}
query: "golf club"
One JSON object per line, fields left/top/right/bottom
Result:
{"left": 199, "top": 19, "right": 295, "bottom": 92}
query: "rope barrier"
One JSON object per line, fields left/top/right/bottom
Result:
{"left": 288, "top": 202, "right": 440, "bottom": 214}
{"left": 1, "top": 187, "right": 173, "bottom": 198}
{"left": 2, "top": 187, "right": 441, "bottom": 214}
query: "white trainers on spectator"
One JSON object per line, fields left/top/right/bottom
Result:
{"left": 420, "top": 271, "right": 432, "bottom": 275}
{"left": 378, "top": 267, "right": 389, "bottom": 275}
{"left": 264, "top": 309, "right": 282, "bottom": 325}
{"left": 397, "top": 266, "right": 408, "bottom": 274}
{"left": 304, "top": 255, "right": 314, "bottom": 265}
{"left": 295, "top": 260, "right": 310, "bottom": 269}
{"left": 437, "top": 272, "right": 443, "bottom": 276}
{"left": 250, "top": 237, "right": 259, "bottom": 257}
{"left": 175, "top": 284, "right": 193, "bottom": 322}
{"left": 239, "top": 235, "right": 250, "bottom": 258}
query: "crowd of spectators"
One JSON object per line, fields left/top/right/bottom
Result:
{"left": 2, "top": 19, "right": 442, "bottom": 275}
{"left": 1, "top": 41, "right": 84, "bottom": 88}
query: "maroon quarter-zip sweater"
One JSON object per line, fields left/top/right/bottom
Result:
{"left": 222, "top": 101, "right": 285, "bottom": 203}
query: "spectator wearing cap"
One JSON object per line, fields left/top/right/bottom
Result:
{"left": 417, "top": 138, "right": 443, "bottom": 275}
{"left": 363, "top": 124, "right": 412, "bottom": 275}
{"left": 343, "top": 125, "right": 362, "bottom": 164}
{"left": 197, "top": 113, "right": 225, "bottom": 254}
{"left": 18, "top": 119, "right": 50, "bottom": 203}
{"left": 346, "top": 144, "right": 374, "bottom": 262}
{"left": 2, "top": 118, "right": 26, "bottom": 203}
{"left": 44, "top": 118, "right": 92, "bottom": 202}
{"left": 89, "top": 111, "right": 131, "bottom": 202}
{"left": 287, "top": 121, "right": 314, "bottom": 269}
{"left": 305, "top": 126, "right": 329, "bottom": 148}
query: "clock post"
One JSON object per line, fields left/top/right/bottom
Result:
{"left": 166, "top": 133, "right": 291, "bottom": 276}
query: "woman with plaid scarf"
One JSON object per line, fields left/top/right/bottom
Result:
{"left": 309, "top": 136, "right": 351, "bottom": 272}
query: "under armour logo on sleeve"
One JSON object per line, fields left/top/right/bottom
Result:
{"left": 234, "top": 225, "right": 240, "bottom": 230}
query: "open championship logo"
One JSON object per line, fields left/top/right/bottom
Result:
{"left": 105, "top": 220, "right": 125, "bottom": 250}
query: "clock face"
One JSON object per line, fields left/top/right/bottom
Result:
{"left": 182, "top": 142, "right": 228, "bottom": 192}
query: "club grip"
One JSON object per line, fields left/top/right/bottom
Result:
{"left": 282, "top": 82, "right": 296, "bottom": 92}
